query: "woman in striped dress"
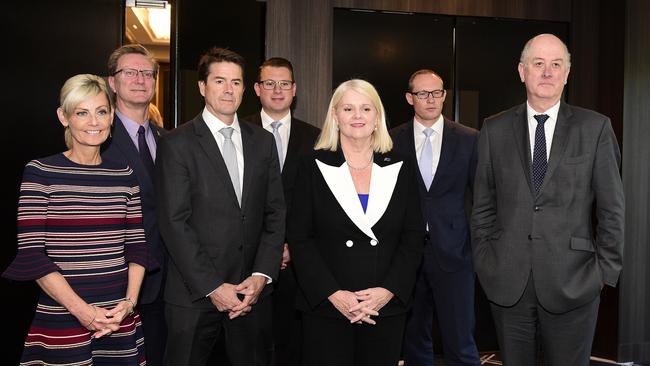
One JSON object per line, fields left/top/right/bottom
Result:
{"left": 3, "top": 74, "right": 151, "bottom": 365}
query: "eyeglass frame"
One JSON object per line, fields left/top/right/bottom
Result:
{"left": 257, "top": 79, "right": 295, "bottom": 90}
{"left": 408, "top": 89, "right": 446, "bottom": 100}
{"left": 113, "top": 68, "right": 157, "bottom": 80}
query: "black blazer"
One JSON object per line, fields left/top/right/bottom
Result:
{"left": 471, "top": 102, "right": 624, "bottom": 313}
{"left": 242, "top": 113, "right": 320, "bottom": 212}
{"left": 287, "top": 149, "right": 424, "bottom": 318}
{"left": 155, "top": 114, "right": 286, "bottom": 309}
{"left": 391, "top": 118, "right": 478, "bottom": 272}
{"left": 102, "top": 116, "right": 166, "bottom": 304}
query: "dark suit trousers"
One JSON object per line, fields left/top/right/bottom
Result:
{"left": 302, "top": 312, "right": 406, "bottom": 366}
{"left": 164, "top": 296, "right": 273, "bottom": 366}
{"left": 403, "top": 247, "right": 480, "bottom": 366}
{"left": 271, "top": 266, "right": 302, "bottom": 366}
{"left": 490, "top": 274, "right": 599, "bottom": 366}
{"left": 138, "top": 291, "right": 167, "bottom": 366}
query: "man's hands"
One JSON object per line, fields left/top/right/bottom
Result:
{"left": 280, "top": 243, "right": 291, "bottom": 270}
{"left": 209, "top": 276, "right": 267, "bottom": 319}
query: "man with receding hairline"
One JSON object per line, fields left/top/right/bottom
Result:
{"left": 471, "top": 33, "right": 624, "bottom": 365}
{"left": 391, "top": 69, "right": 480, "bottom": 366}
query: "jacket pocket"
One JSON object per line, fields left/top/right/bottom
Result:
{"left": 570, "top": 236, "right": 595, "bottom": 252}
{"left": 565, "top": 154, "right": 589, "bottom": 164}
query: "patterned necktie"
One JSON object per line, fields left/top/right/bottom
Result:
{"left": 137, "top": 125, "right": 155, "bottom": 179}
{"left": 219, "top": 127, "right": 241, "bottom": 205}
{"left": 532, "top": 114, "right": 549, "bottom": 193}
{"left": 270, "top": 121, "right": 284, "bottom": 171}
{"left": 419, "top": 128, "right": 434, "bottom": 190}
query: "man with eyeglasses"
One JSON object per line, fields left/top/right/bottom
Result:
{"left": 391, "top": 69, "right": 480, "bottom": 366}
{"left": 244, "top": 57, "right": 319, "bottom": 366}
{"left": 103, "top": 43, "right": 167, "bottom": 366}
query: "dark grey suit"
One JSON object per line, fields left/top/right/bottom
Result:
{"left": 156, "top": 113, "right": 285, "bottom": 366}
{"left": 471, "top": 102, "right": 624, "bottom": 365}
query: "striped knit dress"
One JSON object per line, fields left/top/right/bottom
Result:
{"left": 3, "top": 153, "right": 149, "bottom": 366}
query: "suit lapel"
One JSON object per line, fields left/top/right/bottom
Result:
{"left": 193, "top": 116, "right": 241, "bottom": 208}
{"left": 541, "top": 103, "right": 572, "bottom": 193}
{"left": 316, "top": 159, "right": 378, "bottom": 241}
{"left": 399, "top": 120, "right": 427, "bottom": 191}
{"left": 240, "top": 121, "right": 255, "bottom": 209}
{"left": 284, "top": 118, "right": 302, "bottom": 175}
{"left": 367, "top": 158, "right": 403, "bottom": 227}
{"left": 430, "top": 120, "right": 457, "bottom": 191}
{"left": 111, "top": 117, "right": 154, "bottom": 190}
{"left": 512, "top": 104, "right": 535, "bottom": 196}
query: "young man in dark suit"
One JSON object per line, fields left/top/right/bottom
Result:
{"left": 471, "top": 34, "right": 624, "bottom": 365}
{"left": 156, "top": 47, "right": 285, "bottom": 366}
{"left": 391, "top": 69, "right": 480, "bottom": 366}
{"left": 102, "top": 44, "right": 167, "bottom": 366}
{"left": 244, "top": 57, "right": 320, "bottom": 366}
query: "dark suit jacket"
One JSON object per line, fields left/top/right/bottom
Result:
{"left": 471, "top": 102, "right": 624, "bottom": 313}
{"left": 391, "top": 118, "right": 478, "bottom": 272}
{"left": 155, "top": 114, "right": 285, "bottom": 309}
{"left": 242, "top": 113, "right": 320, "bottom": 214}
{"left": 287, "top": 149, "right": 424, "bottom": 318}
{"left": 102, "top": 116, "right": 166, "bottom": 304}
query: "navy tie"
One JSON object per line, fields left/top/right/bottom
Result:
{"left": 137, "top": 125, "right": 155, "bottom": 178}
{"left": 532, "top": 114, "right": 549, "bottom": 193}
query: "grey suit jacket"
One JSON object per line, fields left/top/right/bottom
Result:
{"left": 471, "top": 102, "right": 624, "bottom": 313}
{"left": 155, "top": 114, "right": 286, "bottom": 309}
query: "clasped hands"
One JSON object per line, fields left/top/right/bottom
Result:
{"left": 78, "top": 299, "right": 135, "bottom": 339}
{"left": 328, "top": 287, "right": 394, "bottom": 325}
{"left": 209, "top": 275, "right": 266, "bottom": 319}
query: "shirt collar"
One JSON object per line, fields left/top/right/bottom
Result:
{"left": 260, "top": 109, "right": 291, "bottom": 129}
{"left": 526, "top": 100, "right": 560, "bottom": 121}
{"left": 413, "top": 114, "right": 444, "bottom": 135}
{"left": 202, "top": 107, "right": 241, "bottom": 135}
{"left": 116, "top": 110, "right": 151, "bottom": 138}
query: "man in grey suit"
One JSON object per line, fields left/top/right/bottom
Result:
{"left": 156, "top": 47, "right": 285, "bottom": 366}
{"left": 471, "top": 33, "right": 624, "bottom": 365}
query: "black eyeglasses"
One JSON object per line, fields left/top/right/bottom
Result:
{"left": 408, "top": 89, "right": 446, "bottom": 99}
{"left": 258, "top": 79, "right": 294, "bottom": 90}
{"left": 114, "top": 68, "right": 156, "bottom": 80}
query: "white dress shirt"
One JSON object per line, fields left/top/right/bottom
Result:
{"left": 260, "top": 109, "right": 291, "bottom": 168}
{"left": 526, "top": 101, "right": 560, "bottom": 162}
{"left": 202, "top": 108, "right": 244, "bottom": 194}
{"left": 413, "top": 114, "right": 444, "bottom": 179}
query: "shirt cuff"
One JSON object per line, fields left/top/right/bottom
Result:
{"left": 252, "top": 272, "right": 272, "bottom": 284}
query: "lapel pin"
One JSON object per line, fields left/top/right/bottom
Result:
{"left": 384, "top": 157, "right": 391, "bottom": 162}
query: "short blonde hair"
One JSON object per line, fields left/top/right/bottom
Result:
{"left": 315, "top": 79, "right": 392, "bottom": 153}
{"left": 59, "top": 74, "right": 113, "bottom": 149}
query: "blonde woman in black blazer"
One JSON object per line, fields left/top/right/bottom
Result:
{"left": 288, "top": 79, "right": 424, "bottom": 366}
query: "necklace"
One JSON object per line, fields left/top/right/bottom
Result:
{"left": 346, "top": 153, "right": 374, "bottom": 171}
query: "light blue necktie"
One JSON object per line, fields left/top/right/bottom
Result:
{"left": 219, "top": 127, "right": 241, "bottom": 205}
{"left": 419, "top": 128, "right": 434, "bottom": 190}
{"left": 270, "top": 121, "right": 284, "bottom": 171}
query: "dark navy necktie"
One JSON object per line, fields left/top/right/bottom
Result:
{"left": 137, "top": 125, "right": 155, "bottom": 179}
{"left": 532, "top": 114, "right": 549, "bottom": 193}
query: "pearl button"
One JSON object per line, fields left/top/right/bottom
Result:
{"left": 346, "top": 240, "right": 354, "bottom": 247}
{"left": 370, "top": 239, "right": 378, "bottom": 246}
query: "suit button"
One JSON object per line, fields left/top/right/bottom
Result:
{"left": 238, "top": 245, "right": 243, "bottom": 251}
{"left": 534, "top": 206, "right": 540, "bottom": 212}
{"left": 346, "top": 240, "right": 353, "bottom": 248}
{"left": 527, "top": 235, "right": 532, "bottom": 240}
{"left": 241, "top": 215, "right": 246, "bottom": 221}
{"left": 370, "top": 239, "right": 378, "bottom": 246}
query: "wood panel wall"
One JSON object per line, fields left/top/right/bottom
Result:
{"left": 619, "top": 0, "right": 650, "bottom": 362}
